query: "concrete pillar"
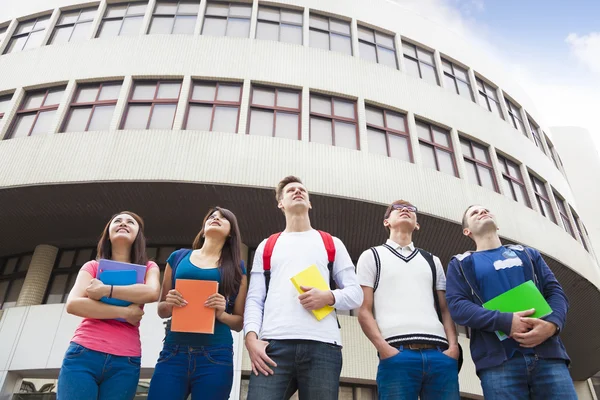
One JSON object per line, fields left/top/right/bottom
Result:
{"left": 0, "top": 371, "right": 21, "bottom": 400}
{"left": 15, "top": 245, "right": 58, "bottom": 307}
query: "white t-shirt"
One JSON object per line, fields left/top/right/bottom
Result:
{"left": 243, "top": 229, "right": 363, "bottom": 346}
{"left": 357, "top": 240, "right": 448, "bottom": 347}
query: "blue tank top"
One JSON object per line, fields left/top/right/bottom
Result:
{"left": 164, "top": 251, "right": 239, "bottom": 346}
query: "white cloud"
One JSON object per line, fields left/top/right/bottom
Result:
{"left": 566, "top": 32, "right": 600, "bottom": 74}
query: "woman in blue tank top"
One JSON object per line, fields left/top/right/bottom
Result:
{"left": 148, "top": 207, "right": 247, "bottom": 400}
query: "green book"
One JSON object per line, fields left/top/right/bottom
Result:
{"left": 482, "top": 280, "right": 553, "bottom": 341}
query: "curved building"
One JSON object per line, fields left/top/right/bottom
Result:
{"left": 0, "top": 0, "right": 599, "bottom": 398}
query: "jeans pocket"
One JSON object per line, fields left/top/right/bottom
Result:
{"left": 156, "top": 348, "right": 176, "bottom": 364}
{"left": 64, "top": 343, "right": 87, "bottom": 359}
{"left": 128, "top": 356, "right": 141, "bottom": 367}
{"left": 438, "top": 349, "right": 458, "bottom": 363}
{"left": 206, "top": 348, "right": 233, "bottom": 367}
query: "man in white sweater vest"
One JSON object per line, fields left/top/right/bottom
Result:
{"left": 244, "top": 176, "right": 363, "bottom": 400}
{"left": 357, "top": 199, "right": 460, "bottom": 400}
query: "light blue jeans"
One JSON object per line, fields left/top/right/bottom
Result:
{"left": 57, "top": 342, "right": 140, "bottom": 400}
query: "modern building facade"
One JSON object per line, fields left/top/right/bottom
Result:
{"left": 0, "top": 0, "right": 599, "bottom": 399}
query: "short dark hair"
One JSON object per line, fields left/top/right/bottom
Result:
{"left": 384, "top": 199, "right": 416, "bottom": 220}
{"left": 275, "top": 176, "right": 303, "bottom": 202}
{"left": 462, "top": 204, "right": 479, "bottom": 229}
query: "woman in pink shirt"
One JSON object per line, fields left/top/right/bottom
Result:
{"left": 57, "top": 211, "right": 161, "bottom": 400}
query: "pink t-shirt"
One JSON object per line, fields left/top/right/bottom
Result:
{"left": 70, "top": 260, "right": 159, "bottom": 357}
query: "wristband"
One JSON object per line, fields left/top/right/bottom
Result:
{"left": 109, "top": 285, "right": 114, "bottom": 298}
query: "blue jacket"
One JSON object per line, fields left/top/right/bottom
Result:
{"left": 445, "top": 245, "right": 570, "bottom": 374}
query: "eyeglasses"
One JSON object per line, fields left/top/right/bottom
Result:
{"left": 391, "top": 204, "right": 418, "bottom": 213}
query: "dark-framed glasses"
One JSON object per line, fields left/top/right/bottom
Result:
{"left": 392, "top": 204, "right": 418, "bottom": 213}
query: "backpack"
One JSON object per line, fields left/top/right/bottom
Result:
{"left": 262, "top": 230, "right": 336, "bottom": 297}
{"left": 169, "top": 249, "right": 242, "bottom": 314}
{"left": 371, "top": 245, "right": 464, "bottom": 371}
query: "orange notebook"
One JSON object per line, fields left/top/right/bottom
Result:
{"left": 171, "top": 279, "right": 219, "bottom": 334}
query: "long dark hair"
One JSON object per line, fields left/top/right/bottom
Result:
{"left": 97, "top": 211, "right": 148, "bottom": 265}
{"left": 192, "top": 207, "right": 242, "bottom": 299}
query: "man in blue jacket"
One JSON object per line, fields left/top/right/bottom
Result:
{"left": 446, "top": 205, "right": 576, "bottom": 399}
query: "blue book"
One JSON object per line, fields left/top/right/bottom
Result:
{"left": 98, "top": 269, "right": 137, "bottom": 307}
{"left": 98, "top": 259, "right": 147, "bottom": 284}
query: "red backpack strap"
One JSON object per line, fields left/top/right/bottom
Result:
{"left": 317, "top": 230, "right": 337, "bottom": 290}
{"left": 263, "top": 232, "right": 282, "bottom": 297}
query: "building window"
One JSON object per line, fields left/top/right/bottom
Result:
{"left": 442, "top": 58, "right": 472, "bottom": 100}
{"left": 44, "top": 248, "right": 97, "bottom": 304}
{"left": 62, "top": 82, "right": 122, "bottom": 132}
{"left": 0, "top": 253, "right": 32, "bottom": 310}
{"left": 0, "top": 25, "right": 8, "bottom": 45}
{"left": 527, "top": 118, "right": 546, "bottom": 151}
{"left": 505, "top": 98, "right": 526, "bottom": 136}
{"left": 202, "top": 2, "right": 252, "bottom": 38}
{"left": 530, "top": 174, "right": 556, "bottom": 223}
{"left": 49, "top": 7, "right": 97, "bottom": 45}
{"left": 572, "top": 211, "right": 590, "bottom": 252}
{"left": 476, "top": 77, "right": 503, "bottom": 119}
{"left": 122, "top": 80, "right": 181, "bottom": 130}
{"left": 366, "top": 106, "right": 411, "bottom": 161}
{"left": 0, "top": 94, "right": 14, "bottom": 120}
{"left": 416, "top": 121, "right": 457, "bottom": 176}
{"left": 554, "top": 192, "right": 575, "bottom": 238}
{"left": 97, "top": 2, "right": 148, "bottom": 38}
{"left": 309, "top": 94, "right": 358, "bottom": 150}
{"left": 460, "top": 138, "right": 497, "bottom": 191}
{"left": 4, "top": 15, "right": 51, "bottom": 54}
{"left": 7, "top": 87, "right": 65, "bottom": 139}
{"left": 185, "top": 81, "right": 241, "bottom": 133}
{"left": 248, "top": 86, "right": 301, "bottom": 140}
{"left": 547, "top": 140, "right": 563, "bottom": 171}
{"left": 497, "top": 155, "right": 530, "bottom": 207}
{"left": 358, "top": 26, "right": 397, "bottom": 69}
{"left": 402, "top": 42, "right": 438, "bottom": 85}
{"left": 256, "top": 6, "right": 303, "bottom": 45}
{"left": 148, "top": 1, "right": 199, "bottom": 35}
{"left": 309, "top": 14, "right": 352, "bottom": 55}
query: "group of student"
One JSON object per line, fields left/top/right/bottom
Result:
{"left": 56, "top": 175, "right": 578, "bottom": 400}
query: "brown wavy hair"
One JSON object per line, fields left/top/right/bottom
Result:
{"left": 97, "top": 211, "right": 148, "bottom": 265}
{"left": 192, "top": 207, "right": 243, "bottom": 298}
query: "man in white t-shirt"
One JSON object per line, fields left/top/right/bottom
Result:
{"left": 244, "top": 176, "right": 363, "bottom": 400}
{"left": 357, "top": 199, "right": 460, "bottom": 399}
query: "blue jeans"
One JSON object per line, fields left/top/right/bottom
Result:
{"left": 147, "top": 344, "right": 234, "bottom": 400}
{"left": 376, "top": 346, "right": 459, "bottom": 400}
{"left": 480, "top": 354, "right": 577, "bottom": 399}
{"left": 57, "top": 342, "right": 141, "bottom": 400}
{"left": 247, "top": 339, "right": 343, "bottom": 400}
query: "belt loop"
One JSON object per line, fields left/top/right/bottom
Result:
{"left": 399, "top": 345, "right": 404, "bottom": 351}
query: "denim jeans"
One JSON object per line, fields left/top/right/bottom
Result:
{"left": 479, "top": 353, "right": 577, "bottom": 400}
{"left": 376, "top": 346, "right": 460, "bottom": 400}
{"left": 57, "top": 342, "right": 141, "bottom": 400}
{"left": 147, "top": 344, "right": 234, "bottom": 400}
{"left": 247, "top": 339, "right": 343, "bottom": 400}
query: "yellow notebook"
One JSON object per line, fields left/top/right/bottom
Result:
{"left": 290, "top": 265, "right": 334, "bottom": 321}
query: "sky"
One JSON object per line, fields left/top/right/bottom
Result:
{"left": 392, "top": 0, "right": 600, "bottom": 153}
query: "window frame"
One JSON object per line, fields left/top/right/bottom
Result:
{"left": 530, "top": 174, "right": 557, "bottom": 223}
{"left": 183, "top": 80, "right": 243, "bottom": 133}
{"left": 357, "top": 25, "right": 397, "bottom": 68}
{"left": 4, "top": 15, "right": 51, "bottom": 54}
{"left": 202, "top": 1, "right": 253, "bottom": 38}
{"left": 61, "top": 81, "right": 123, "bottom": 133}
{"left": 476, "top": 77, "right": 503, "bottom": 119}
{"left": 365, "top": 105, "right": 412, "bottom": 161}
{"left": 309, "top": 93, "right": 359, "bottom": 149}
{"left": 553, "top": 192, "right": 575, "bottom": 238}
{"left": 256, "top": 5, "right": 303, "bottom": 44}
{"left": 460, "top": 137, "right": 498, "bottom": 192}
{"left": 416, "top": 120, "right": 457, "bottom": 176}
{"left": 49, "top": 6, "right": 97, "bottom": 44}
{"left": 0, "top": 252, "right": 33, "bottom": 310}
{"left": 247, "top": 85, "right": 302, "bottom": 140}
{"left": 527, "top": 118, "right": 546, "bottom": 152}
{"left": 441, "top": 58, "right": 473, "bottom": 100}
{"left": 309, "top": 13, "right": 352, "bottom": 55}
{"left": 148, "top": 0, "right": 199, "bottom": 35}
{"left": 505, "top": 97, "right": 526, "bottom": 136}
{"left": 0, "top": 24, "right": 10, "bottom": 46}
{"left": 571, "top": 211, "right": 590, "bottom": 252}
{"left": 96, "top": 1, "right": 148, "bottom": 38}
{"left": 497, "top": 155, "right": 531, "bottom": 207}
{"left": 7, "top": 86, "right": 65, "bottom": 139}
{"left": 0, "top": 93, "right": 14, "bottom": 120}
{"left": 402, "top": 41, "right": 438, "bottom": 85}
{"left": 121, "top": 80, "right": 182, "bottom": 130}
{"left": 43, "top": 248, "right": 97, "bottom": 305}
